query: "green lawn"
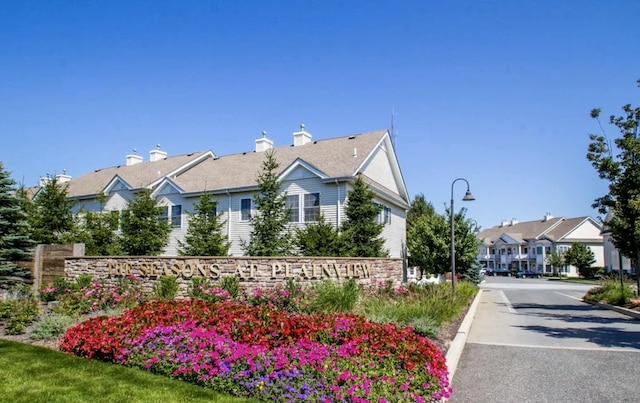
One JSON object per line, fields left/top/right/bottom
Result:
{"left": 0, "top": 340, "right": 259, "bottom": 403}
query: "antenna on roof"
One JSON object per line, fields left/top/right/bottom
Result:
{"left": 391, "top": 107, "right": 396, "bottom": 147}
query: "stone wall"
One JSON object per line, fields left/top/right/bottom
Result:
{"left": 64, "top": 256, "right": 404, "bottom": 297}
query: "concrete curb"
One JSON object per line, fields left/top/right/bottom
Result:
{"left": 445, "top": 289, "right": 483, "bottom": 381}
{"left": 582, "top": 299, "right": 640, "bottom": 320}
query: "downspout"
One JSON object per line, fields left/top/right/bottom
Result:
{"left": 334, "top": 179, "right": 340, "bottom": 229}
{"left": 226, "top": 190, "right": 232, "bottom": 240}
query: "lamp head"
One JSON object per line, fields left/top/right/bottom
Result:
{"left": 462, "top": 190, "right": 475, "bottom": 201}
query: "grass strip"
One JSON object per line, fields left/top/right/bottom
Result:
{"left": 0, "top": 340, "right": 259, "bottom": 403}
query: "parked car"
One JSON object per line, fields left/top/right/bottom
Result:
{"left": 487, "top": 269, "right": 511, "bottom": 277}
{"left": 516, "top": 270, "right": 541, "bottom": 278}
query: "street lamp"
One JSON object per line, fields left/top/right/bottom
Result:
{"left": 451, "top": 178, "right": 475, "bottom": 292}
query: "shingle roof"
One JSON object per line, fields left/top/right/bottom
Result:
{"left": 478, "top": 217, "right": 564, "bottom": 244}
{"left": 65, "top": 151, "right": 210, "bottom": 198}
{"left": 544, "top": 217, "right": 590, "bottom": 241}
{"left": 172, "top": 130, "right": 389, "bottom": 193}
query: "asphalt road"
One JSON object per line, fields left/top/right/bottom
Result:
{"left": 449, "top": 277, "right": 640, "bottom": 402}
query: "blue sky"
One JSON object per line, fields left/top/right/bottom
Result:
{"left": 1, "top": 0, "right": 639, "bottom": 230}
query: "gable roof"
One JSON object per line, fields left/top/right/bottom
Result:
{"left": 479, "top": 216, "right": 602, "bottom": 245}
{"left": 170, "top": 130, "right": 408, "bottom": 204}
{"left": 478, "top": 217, "right": 564, "bottom": 244}
{"left": 64, "top": 151, "right": 212, "bottom": 199}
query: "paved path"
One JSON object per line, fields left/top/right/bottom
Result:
{"left": 449, "top": 277, "right": 640, "bottom": 402}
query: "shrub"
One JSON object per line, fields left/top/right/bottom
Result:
{"left": 152, "top": 276, "right": 178, "bottom": 300}
{"left": 218, "top": 275, "right": 240, "bottom": 299}
{"left": 30, "top": 314, "right": 76, "bottom": 340}
{"left": 1, "top": 285, "right": 40, "bottom": 335}
{"left": 306, "top": 278, "right": 359, "bottom": 313}
{"left": 188, "top": 277, "right": 232, "bottom": 303}
{"left": 583, "top": 279, "right": 634, "bottom": 305}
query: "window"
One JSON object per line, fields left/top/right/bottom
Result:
{"left": 171, "top": 205, "right": 182, "bottom": 228}
{"left": 375, "top": 203, "right": 391, "bottom": 225}
{"left": 490, "top": 248, "right": 495, "bottom": 255}
{"left": 160, "top": 206, "right": 169, "bottom": 222}
{"left": 536, "top": 246, "right": 543, "bottom": 254}
{"left": 545, "top": 246, "right": 551, "bottom": 254}
{"left": 287, "top": 195, "right": 300, "bottom": 222}
{"left": 304, "top": 193, "right": 320, "bottom": 222}
{"left": 240, "top": 198, "right": 251, "bottom": 221}
{"left": 523, "top": 247, "right": 528, "bottom": 254}
{"left": 160, "top": 205, "right": 181, "bottom": 228}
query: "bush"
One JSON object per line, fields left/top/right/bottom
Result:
{"left": 188, "top": 277, "right": 232, "bottom": 303}
{"left": 30, "top": 314, "right": 76, "bottom": 340}
{"left": 152, "top": 276, "right": 179, "bottom": 300}
{"left": 218, "top": 275, "right": 240, "bottom": 299}
{"left": 1, "top": 285, "right": 40, "bottom": 335}
{"left": 583, "top": 279, "right": 634, "bottom": 305}
{"left": 306, "top": 278, "right": 359, "bottom": 313}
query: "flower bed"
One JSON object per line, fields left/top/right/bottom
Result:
{"left": 60, "top": 300, "right": 451, "bottom": 402}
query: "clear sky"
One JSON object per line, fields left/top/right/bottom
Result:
{"left": 1, "top": 0, "right": 639, "bottom": 230}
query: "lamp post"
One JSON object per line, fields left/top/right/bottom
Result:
{"left": 451, "top": 178, "right": 475, "bottom": 292}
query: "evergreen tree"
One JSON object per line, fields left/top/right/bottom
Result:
{"left": 62, "top": 194, "right": 121, "bottom": 256}
{"left": 339, "top": 176, "right": 386, "bottom": 257}
{"left": 178, "top": 193, "right": 230, "bottom": 256}
{"left": 565, "top": 242, "right": 596, "bottom": 278}
{"left": 463, "top": 259, "right": 484, "bottom": 284}
{"left": 242, "top": 150, "right": 293, "bottom": 256}
{"left": 119, "top": 189, "right": 171, "bottom": 256}
{"left": 0, "top": 162, "right": 35, "bottom": 288}
{"left": 294, "top": 214, "right": 342, "bottom": 256}
{"left": 29, "top": 175, "right": 74, "bottom": 244}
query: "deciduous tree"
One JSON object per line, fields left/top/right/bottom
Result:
{"left": 565, "top": 242, "right": 596, "bottom": 278}
{"left": 546, "top": 250, "right": 565, "bottom": 277}
{"left": 587, "top": 80, "right": 640, "bottom": 287}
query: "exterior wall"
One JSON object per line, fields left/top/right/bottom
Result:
{"left": 65, "top": 256, "right": 404, "bottom": 298}
{"left": 360, "top": 146, "right": 399, "bottom": 195}
{"left": 603, "top": 234, "right": 634, "bottom": 274}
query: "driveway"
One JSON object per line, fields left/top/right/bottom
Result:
{"left": 449, "top": 277, "right": 640, "bottom": 402}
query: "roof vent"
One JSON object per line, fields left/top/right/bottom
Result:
{"left": 150, "top": 144, "right": 167, "bottom": 162}
{"left": 255, "top": 131, "right": 273, "bottom": 152}
{"left": 126, "top": 149, "right": 143, "bottom": 166}
{"left": 293, "top": 123, "right": 312, "bottom": 146}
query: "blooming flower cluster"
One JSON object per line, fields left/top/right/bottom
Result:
{"left": 60, "top": 299, "right": 451, "bottom": 402}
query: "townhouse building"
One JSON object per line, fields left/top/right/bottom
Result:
{"left": 39, "top": 126, "right": 410, "bottom": 258}
{"left": 477, "top": 214, "right": 604, "bottom": 277}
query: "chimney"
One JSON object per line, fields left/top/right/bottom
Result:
{"left": 255, "top": 131, "right": 273, "bottom": 152}
{"left": 55, "top": 170, "right": 72, "bottom": 184}
{"left": 39, "top": 176, "right": 51, "bottom": 187}
{"left": 500, "top": 219, "right": 509, "bottom": 227}
{"left": 126, "top": 149, "right": 143, "bottom": 166}
{"left": 510, "top": 218, "right": 518, "bottom": 226}
{"left": 293, "top": 123, "right": 312, "bottom": 146}
{"left": 150, "top": 144, "right": 167, "bottom": 162}
{"left": 544, "top": 212, "right": 553, "bottom": 221}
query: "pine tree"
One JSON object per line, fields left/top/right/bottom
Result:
{"left": 0, "top": 162, "right": 35, "bottom": 288}
{"left": 119, "top": 189, "right": 171, "bottom": 256}
{"left": 29, "top": 175, "right": 74, "bottom": 244}
{"left": 242, "top": 150, "right": 293, "bottom": 256}
{"left": 340, "top": 176, "right": 387, "bottom": 257}
{"left": 295, "top": 214, "right": 341, "bottom": 256}
{"left": 178, "top": 193, "right": 230, "bottom": 256}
